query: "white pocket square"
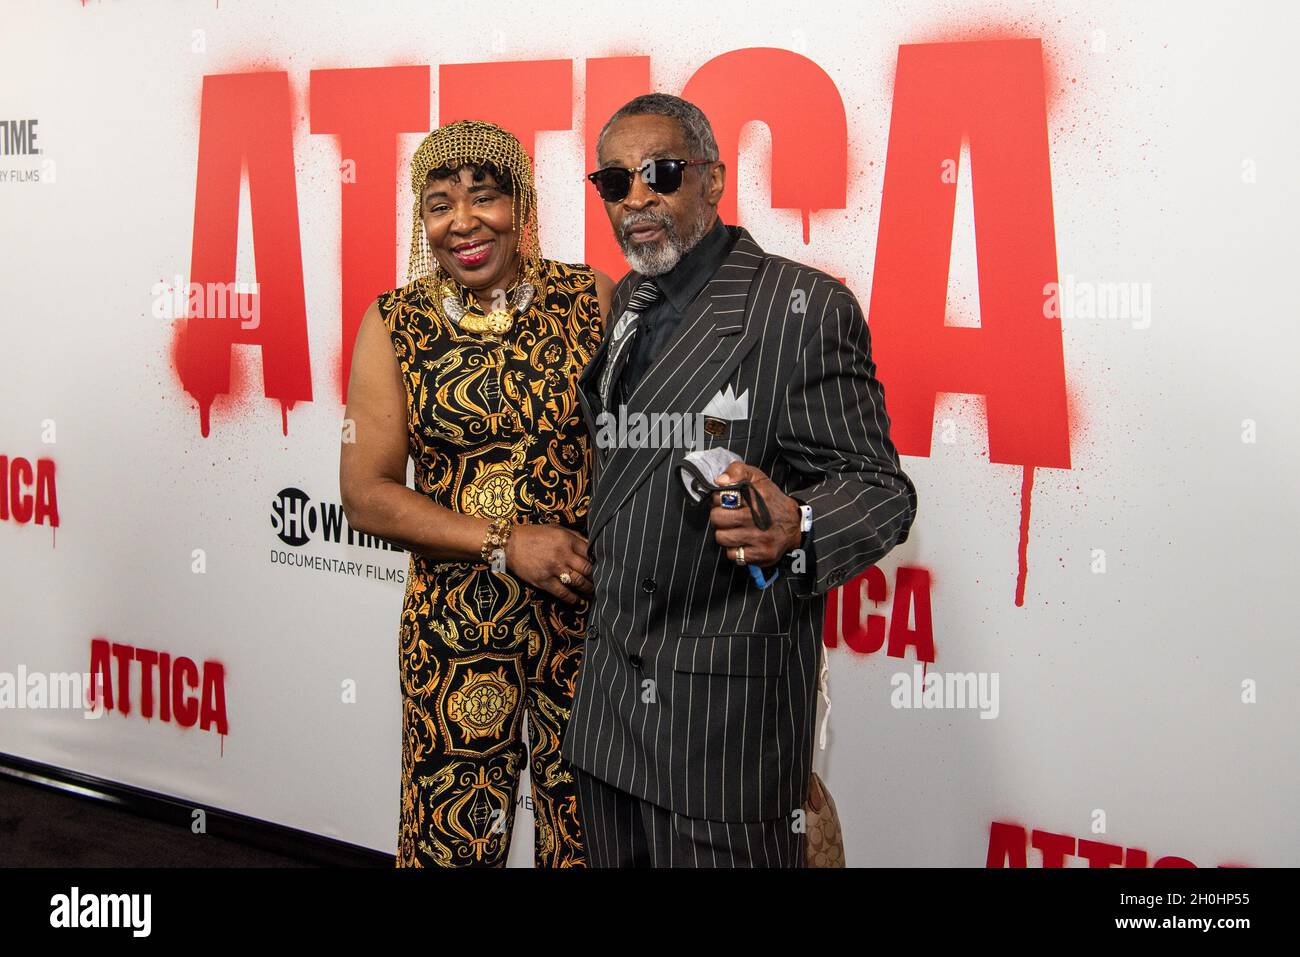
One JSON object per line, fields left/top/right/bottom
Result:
{"left": 702, "top": 384, "right": 749, "bottom": 421}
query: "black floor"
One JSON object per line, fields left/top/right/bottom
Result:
{"left": 0, "top": 775, "right": 315, "bottom": 867}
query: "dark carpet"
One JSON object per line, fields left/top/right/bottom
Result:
{"left": 0, "top": 775, "right": 316, "bottom": 867}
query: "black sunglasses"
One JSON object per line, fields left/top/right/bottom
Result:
{"left": 586, "top": 158, "right": 712, "bottom": 203}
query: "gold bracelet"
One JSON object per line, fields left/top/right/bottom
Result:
{"left": 480, "top": 517, "right": 513, "bottom": 565}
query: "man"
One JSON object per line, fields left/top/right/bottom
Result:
{"left": 561, "top": 93, "right": 917, "bottom": 867}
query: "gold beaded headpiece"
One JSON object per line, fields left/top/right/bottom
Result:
{"left": 406, "top": 119, "right": 542, "bottom": 297}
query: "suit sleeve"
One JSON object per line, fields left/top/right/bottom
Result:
{"left": 776, "top": 287, "right": 917, "bottom": 598}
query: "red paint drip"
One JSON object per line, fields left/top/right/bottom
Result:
{"left": 169, "top": 323, "right": 214, "bottom": 438}
{"left": 1015, "top": 466, "right": 1035, "bottom": 606}
{"left": 801, "top": 209, "right": 811, "bottom": 245}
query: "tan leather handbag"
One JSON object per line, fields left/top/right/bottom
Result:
{"left": 803, "top": 771, "right": 845, "bottom": 867}
{"left": 803, "top": 654, "right": 845, "bottom": 867}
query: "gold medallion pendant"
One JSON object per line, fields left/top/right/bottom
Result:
{"left": 440, "top": 280, "right": 535, "bottom": 337}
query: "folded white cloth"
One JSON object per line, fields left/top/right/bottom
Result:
{"left": 678, "top": 447, "right": 742, "bottom": 502}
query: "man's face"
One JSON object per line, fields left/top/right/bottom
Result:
{"left": 596, "top": 114, "right": 725, "bottom": 276}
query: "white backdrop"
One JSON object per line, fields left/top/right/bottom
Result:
{"left": 1, "top": 0, "right": 1297, "bottom": 867}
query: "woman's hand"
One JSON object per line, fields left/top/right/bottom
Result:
{"left": 505, "top": 524, "right": 593, "bottom": 603}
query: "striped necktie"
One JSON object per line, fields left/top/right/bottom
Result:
{"left": 598, "top": 278, "right": 661, "bottom": 411}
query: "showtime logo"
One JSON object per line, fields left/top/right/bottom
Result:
{"left": 270, "top": 485, "right": 402, "bottom": 552}
{"left": 1, "top": 454, "right": 59, "bottom": 528}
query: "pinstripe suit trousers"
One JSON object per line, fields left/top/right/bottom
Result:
{"left": 575, "top": 767, "right": 803, "bottom": 868}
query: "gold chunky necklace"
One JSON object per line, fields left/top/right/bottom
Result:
{"left": 439, "top": 278, "right": 536, "bottom": 337}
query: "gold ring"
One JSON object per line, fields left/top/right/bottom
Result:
{"left": 560, "top": 571, "right": 573, "bottom": 585}
{"left": 735, "top": 546, "right": 746, "bottom": 566}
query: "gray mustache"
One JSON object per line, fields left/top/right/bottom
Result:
{"left": 620, "top": 213, "right": 673, "bottom": 241}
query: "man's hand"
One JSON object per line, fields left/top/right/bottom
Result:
{"left": 708, "top": 462, "right": 802, "bottom": 568}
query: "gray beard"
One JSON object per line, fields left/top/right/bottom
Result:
{"left": 619, "top": 212, "right": 714, "bottom": 277}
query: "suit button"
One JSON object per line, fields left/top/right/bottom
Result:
{"left": 641, "top": 577, "right": 657, "bottom": 594}
{"left": 628, "top": 653, "right": 643, "bottom": 670}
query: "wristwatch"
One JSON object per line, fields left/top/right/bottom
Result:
{"left": 798, "top": 503, "right": 814, "bottom": 534}
{"left": 789, "top": 498, "right": 813, "bottom": 556}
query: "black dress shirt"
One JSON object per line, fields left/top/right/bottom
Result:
{"left": 616, "top": 216, "right": 737, "bottom": 404}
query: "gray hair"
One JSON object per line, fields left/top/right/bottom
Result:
{"left": 596, "top": 93, "right": 720, "bottom": 164}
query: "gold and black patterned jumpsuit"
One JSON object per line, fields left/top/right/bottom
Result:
{"left": 377, "top": 259, "right": 602, "bottom": 867}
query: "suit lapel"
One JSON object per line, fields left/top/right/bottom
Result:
{"left": 576, "top": 272, "right": 639, "bottom": 501}
{"left": 588, "top": 228, "right": 768, "bottom": 540}
{"left": 578, "top": 272, "right": 638, "bottom": 407}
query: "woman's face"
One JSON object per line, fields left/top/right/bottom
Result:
{"left": 421, "top": 165, "right": 520, "bottom": 301}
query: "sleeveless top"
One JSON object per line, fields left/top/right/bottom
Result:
{"left": 377, "top": 260, "right": 604, "bottom": 544}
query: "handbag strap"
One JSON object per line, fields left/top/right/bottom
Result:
{"left": 816, "top": 647, "right": 831, "bottom": 751}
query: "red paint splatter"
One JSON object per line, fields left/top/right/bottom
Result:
{"left": 1065, "top": 381, "right": 1088, "bottom": 445}
{"left": 330, "top": 345, "right": 345, "bottom": 410}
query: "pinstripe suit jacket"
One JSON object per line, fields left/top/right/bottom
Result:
{"left": 561, "top": 225, "right": 917, "bottom": 823}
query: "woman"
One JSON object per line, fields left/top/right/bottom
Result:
{"left": 340, "top": 119, "right": 612, "bottom": 867}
